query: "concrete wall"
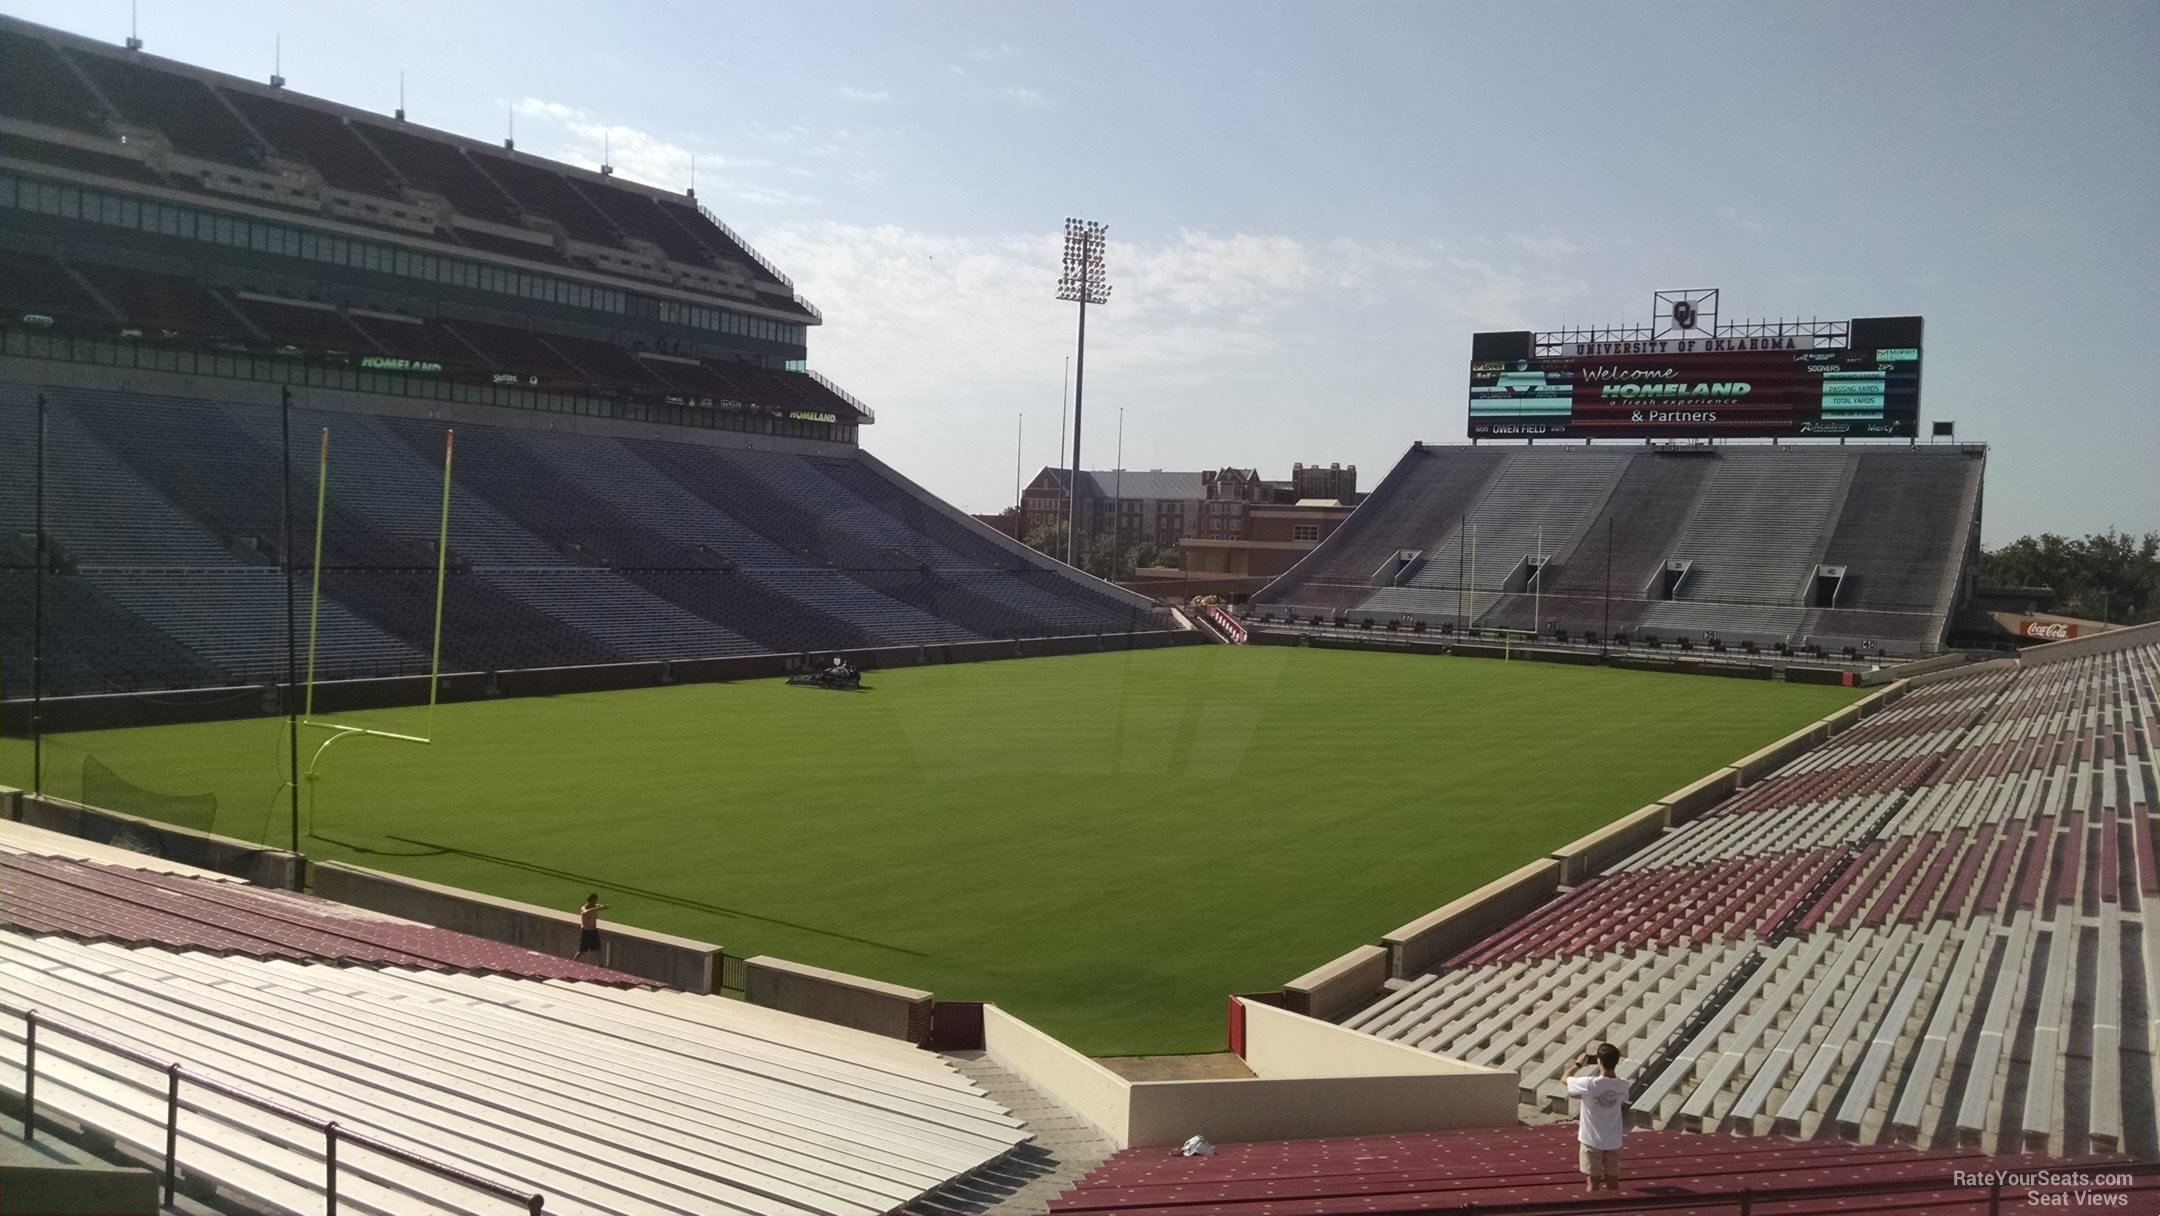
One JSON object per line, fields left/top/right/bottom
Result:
{"left": 2015, "top": 619, "right": 2160, "bottom": 667}
{"left": 0, "top": 785, "right": 19, "bottom": 822}
{"left": 1866, "top": 652, "right": 1969, "bottom": 685}
{"left": 1729, "top": 720, "right": 1833, "bottom": 786}
{"left": 743, "top": 956, "right": 933, "bottom": 1043}
{"left": 980, "top": 1002, "right": 1518, "bottom": 1150}
{"left": 2, "top": 629, "right": 1198, "bottom": 735}
{"left": 1900, "top": 656, "right": 2019, "bottom": 690}
{"left": 0, "top": 1156, "right": 157, "bottom": 1216}
{"left": 1124, "top": 1072, "right": 1519, "bottom": 1147}
{"left": 18, "top": 795, "right": 303, "bottom": 889}
{"left": 1550, "top": 803, "right": 1670, "bottom": 886}
{"left": 1655, "top": 769, "right": 1742, "bottom": 827}
{"left": 982, "top": 1004, "right": 1131, "bottom": 1143}
{"left": 1382, "top": 859, "right": 1562, "bottom": 978}
{"left": 1240, "top": 998, "right": 1500, "bottom": 1081}
{"left": 1282, "top": 944, "right": 1389, "bottom": 1022}
{"left": 311, "top": 861, "right": 721, "bottom": 992}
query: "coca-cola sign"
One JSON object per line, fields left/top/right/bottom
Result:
{"left": 2019, "top": 619, "right": 2077, "bottom": 640}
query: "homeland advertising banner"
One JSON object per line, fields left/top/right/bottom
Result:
{"left": 1468, "top": 318, "right": 1922, "bottom": 439}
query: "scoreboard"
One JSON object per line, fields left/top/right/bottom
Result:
{"left": 1468, "top": 316, "right": 1922, "bottom": 440}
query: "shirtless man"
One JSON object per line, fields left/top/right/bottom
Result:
{"left": 574, "top": 893, "right": 608, "bottom": 962}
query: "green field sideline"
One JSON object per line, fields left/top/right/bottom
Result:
{"left": 0, "top": 646, "right": 1858, "bottom": 1055}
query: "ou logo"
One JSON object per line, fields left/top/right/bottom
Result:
{"left": 1672, "top": 300, "right": 1699, "bottom": 330}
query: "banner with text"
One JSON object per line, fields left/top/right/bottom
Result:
{"left": 1469, "top": 336, "right": 1921, "bottom": 439}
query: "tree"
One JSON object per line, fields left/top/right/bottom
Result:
{"left": 1081, "top": 532, "right": 1133, "bottom": 582}
{"left": 1980, "top": 529, "right": 2160, "bottom": 624}
{"left": 1023, "top": 522, "right": 1068, "bottom": 561}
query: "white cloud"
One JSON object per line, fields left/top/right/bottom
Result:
{"left": 1511, "top": 233, "right": 1581, "bottom": 261}
{"left": 838, "top": 87, "right": 892, "bottom": 105}
{"left": 1716, "top": 206, "right": 1766, "bottom": 233}
{"left": 1003, "top": 87, "right": 1049, "bottom": 109}
{"left": 747, "top": 222, "right": 1588, "bottom": 511}
{"left": 512, "top": 96, "right": 809, "bottom": 206}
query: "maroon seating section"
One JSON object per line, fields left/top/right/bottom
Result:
{"left": 0, "top": 248, "right": 109, "bottom": 323}
{"left": 222, "top": 89, "right": 399, "bottom": 195}
{"left": 0, "top": 25, "right": 105, "bottom": 134}
{"left": 0, "top": 852, "right": 640, "bottom": 985}
{"left": 1429, "top": 646, "right": 2159, "bottom": 966}
{"left": 348, "top": 313, "right": 491, "bottom": 370}
{"left": 71, "top": 262, "right": 236, "bottom": 336}
{"left": 0, "top": 130, "right": 161, "bottom": 184}
{"left": 233, "top": 297, "right": 375, "bottom": 352}
{"left": 442, "top": 318, "right": 590, "bottom": 382}
{"left": 1050, "top": 1124, "right": 2149, "bottom": 1215}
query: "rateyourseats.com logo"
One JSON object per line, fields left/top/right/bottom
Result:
{"left": 1952, "top": 1170, "right": 2137, "bottom": 1208}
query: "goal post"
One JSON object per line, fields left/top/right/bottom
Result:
{"left": 297, "top": 426, "right": 454, "bottom": 810}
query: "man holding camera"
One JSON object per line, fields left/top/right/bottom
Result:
{"left": 1566, "top": 1042, "right": 1628, "bottom": 1193}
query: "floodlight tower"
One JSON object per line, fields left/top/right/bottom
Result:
{"left": 1056, "top": 217, "right": 1109, "bottom": 567}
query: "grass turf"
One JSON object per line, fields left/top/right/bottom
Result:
{"left": 0, "top": 646, "right": 1858, "bottom": 1055}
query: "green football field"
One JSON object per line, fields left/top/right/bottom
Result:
{"left": 0, "top": 646, "right": 1857, "bottom": 1055}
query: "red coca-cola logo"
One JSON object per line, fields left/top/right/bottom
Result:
{"left": 2020, "top": 620, "right": 2075, "bottom": 640}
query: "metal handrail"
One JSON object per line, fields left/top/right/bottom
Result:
{"left": 9, "top": 1005, "right": 543, "bottom": 1214}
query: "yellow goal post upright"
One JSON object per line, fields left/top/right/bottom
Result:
{"left": 296, "top": 425, "right": 454, "bottom": 821}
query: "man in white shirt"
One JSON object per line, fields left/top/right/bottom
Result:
{"left": 1566, "top": 1042, "right": 1628, "bottom": 1193}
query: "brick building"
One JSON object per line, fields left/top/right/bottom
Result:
{"left": 1018, "top": 462, "right": 1357, "bottom": 550}
{"left": 1180, "top": 500, "right": 1355, "bottom": 578}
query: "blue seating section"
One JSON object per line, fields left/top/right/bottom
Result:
{"left": 0, "top": 387, "right": 1157, "bottom": 696}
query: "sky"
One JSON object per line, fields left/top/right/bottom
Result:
{"left": 7, "top": 0, "right": 2156, "bottom": 540}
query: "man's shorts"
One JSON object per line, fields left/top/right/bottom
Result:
{"left": 579, "top": 928, "right": 602, "bottom": 953}
{"left": 1579, "top": 1145, "right": 1620, "bottom": 1181}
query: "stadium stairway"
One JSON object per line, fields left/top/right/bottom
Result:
{"left": 1335, "top": 636, "right": 2160, "bottom": 1159}
{"left": 901, "top": 1053, "right": 1118, "bottom": 1216}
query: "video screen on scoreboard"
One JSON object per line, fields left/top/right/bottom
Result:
{"left": 1467, "top": 321, "right": 1921, "bottom": 440}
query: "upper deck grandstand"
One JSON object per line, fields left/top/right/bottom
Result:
{"left": 0, "top": 14, "right": 1166, "bottom": 697}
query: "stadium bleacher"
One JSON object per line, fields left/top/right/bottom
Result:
{"left": 0, "top": 819, "right": 1031, "bottom": 1216}
{"left": 220, "top": 88, "right": 400, "bottom": 195}
{"left": 228, "top": 294, "right": 375, "bottom": 352}
{"left": 0, "top": 130, "right": 161, "bottom": 185}
{"left": 470, "top": 150, "right": 624, "bottom": 245}
{"left": 0, "top": 248, "right": 110, "bottom": 325}
{"left": 0, "top": 386, "right": 1160, "bottom": 696}
{"left": 0, "top": 25, "right": 105, "bottom": 133}
{"left": 65, "top": 49, "right": 261, "bottom": 165}
{"left": 69, "top": 260, "right": 239, "bottom": 336}
{"left": 350, "top": 119, "right": 522, "bottom": 225}
{"left": 1048, "top": 1123, "right": 2149, "bottom": 1214}
{"left": 1336, "top": 633, "right": 2160, "bottom": 1157}
{"left": 344, "top": 311, "right": 492, "bottom": 370}
{"left": 1256, "top": 443, "right": 1983, "bottom": 654}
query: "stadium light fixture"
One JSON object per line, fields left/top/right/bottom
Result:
{"left": 1055, "top": 218, "right": 1110, "bottom": 567}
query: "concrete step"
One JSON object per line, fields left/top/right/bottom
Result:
{"left": 900, "top": 1052, "right": 1117, "bottom": 1216}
